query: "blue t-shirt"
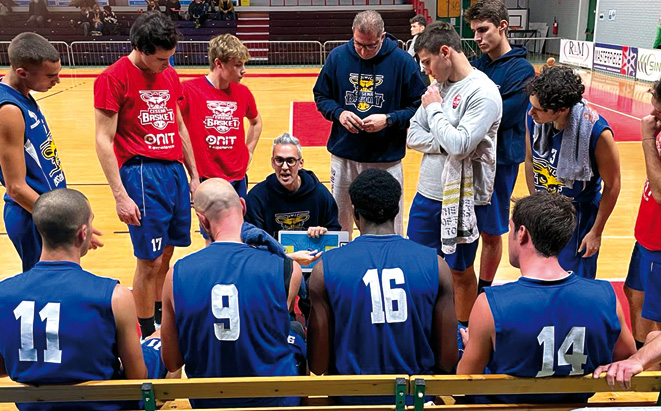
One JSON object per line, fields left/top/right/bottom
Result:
{"left": 0, "top": 261, "right": 130, "bottom": 411}
{"left": 475, "top": 275, "right": 620, "bottom": 404}
{"left": 322, "top": 234, "right": 439, "bottom": 405}
{"left": 527, "top": 111, "right": 609, "bottom": 203}
{"left": 173, "top": 242, "right": 299, "bottom": 408}
{"left": 0, "top": 82, "right": 66, "bottom": 201}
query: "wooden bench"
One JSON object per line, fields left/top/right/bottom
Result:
{"left": 0, "top": 373, "right": 659, "bottom": 411}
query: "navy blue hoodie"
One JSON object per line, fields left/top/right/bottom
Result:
{"left": 313, "top": 34, "right": 426, "bottom": 163}
{"left": 245, "top": 169, "right": 341, "bottom": 238}
{"left": 471, "top": 45, "right": 535, "bottom": 165}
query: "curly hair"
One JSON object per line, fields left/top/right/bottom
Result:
{"left": 526, "top": 65, "right": 585, "bottom": 111}
{"left": 349, "top": 169, "right": 401, "bottom": 225}
{"left": 130, "top": 11, "right": 179, "bottom": 55}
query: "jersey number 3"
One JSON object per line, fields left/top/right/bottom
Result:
{"left": 14, "top": 301, "right": 62, "bottom": 364}
{"left": 363, "top": 268, "right": 408, "bottom": 324}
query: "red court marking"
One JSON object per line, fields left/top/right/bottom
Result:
{"left": 291, "top": 101, "right": 331, "bottom": 147}
{"left": 595, "top": 111, "right": 641, "bottom": 142}
{"left": 583, "top": 83, "right": 649, "bottom": 142}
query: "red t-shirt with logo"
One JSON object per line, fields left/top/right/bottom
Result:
{"left": 94, "top": 56, "right": 184, "bottom": 167}
{"left": 635, "top": 135, "right": 661, "bottom": 251}
{"left": 179, "top": 76, "right": 258, "bottom": 181}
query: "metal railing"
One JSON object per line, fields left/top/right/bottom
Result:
{"left": 1, "top": 37, "right": 562, "bottom": 68}
{"left": 70, "top": 41, "right": 132, "bottom": 67}
{"left": 244, "top": 41, "right": 323, "bottom": 66}
{"left": 0, "top": 41, "right": 72, "bottom": 67}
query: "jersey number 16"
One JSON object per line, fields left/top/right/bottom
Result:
{"left": 363, "top": 268, "right": 408, "bottom": 325}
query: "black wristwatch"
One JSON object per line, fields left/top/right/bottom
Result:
{"left": 385, "top": 113, "right": 393, "bottom": 127}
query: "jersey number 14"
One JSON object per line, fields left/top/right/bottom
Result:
{"left": 536, "top": 326, "right": 587, "bottom": 377}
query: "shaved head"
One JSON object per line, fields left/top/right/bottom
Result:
{"left": 194, "top": 178, "right": 242, "bottom": 222}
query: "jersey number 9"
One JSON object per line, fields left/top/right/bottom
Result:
{"left": 211, "top": 284, "right": 240, "bottom": 341}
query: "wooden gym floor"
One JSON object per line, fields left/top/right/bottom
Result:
{"left": 0, "top": 66, "right": 653, "bottom": 286}
{"left": 0, "top": 64, "right": 657, "bottom": 408}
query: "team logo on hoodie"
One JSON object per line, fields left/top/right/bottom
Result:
{"left": 345, "top": 73, "right": 385, "bottom": 112}
{"left": 275, "top": 211, "right": 310, "bottom": 231}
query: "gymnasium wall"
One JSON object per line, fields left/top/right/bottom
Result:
{"left": 594, "top": 0, "right": 661, "bottom": 50}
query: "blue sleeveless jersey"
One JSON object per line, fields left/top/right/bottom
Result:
{"left": 477, "top": 275, "right": 620, "bottom": 404}
{"left": 0, "top": 261, "right": 130, "bottom": 411}
{"left": 322, "top": 235, "right": 439, "bottom": 405}
{"left": 173, "top": 242, "right": 299, "bottom": 408}
{"left": 527, "top": 112, "right": 609, "bottom": 203}
{"left": 0, "top": 83, "right": 66, "bottom": 201}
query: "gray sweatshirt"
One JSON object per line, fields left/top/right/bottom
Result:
{"left": 407, "top": 68, "right": 502, "bottom": 204}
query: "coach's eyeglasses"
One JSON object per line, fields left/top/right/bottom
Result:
{"left": 354, "top": 39, "right": 381, "bottom": 51}
{"left": 272, "top": 156, "right": 301, "bottom": 167}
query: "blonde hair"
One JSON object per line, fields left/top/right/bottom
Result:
{"left": 208, "top": 34, "right": 250, "bottom": 68}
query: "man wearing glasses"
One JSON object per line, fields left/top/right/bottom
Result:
{"left": 245, "top": 133, "right": 341, "bottom": 242}
{"left": 313, "top": 10, "right": 426, "bottom": 236}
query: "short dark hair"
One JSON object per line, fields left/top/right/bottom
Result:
{"left": 33, "top": 189, "right": 91, "bottom": 250}
{"left": 651, "top": 78, "right": 661, "bottom": 101}
{"left": 349, "top": 169, "right": 401, "bottom": 225}
{"left": 130, "top": 11, "right": 179, "bottom": 55}
{"left": 511, "top": 191, "right": 576, "bottom": 258}
{"left": 8, "top": 32, "right": 59, "bottom": 69}
{"left": 527, "top": 65, "right": 585, "bottom": 112}
{"left": 414, "top": 21, "right": 463, "bottom": 55}
{"left": 464, "top": 0, "right": 509, "bottom": 27}
{"left": 410, "top": 15, "right": 427, "bottom": 27}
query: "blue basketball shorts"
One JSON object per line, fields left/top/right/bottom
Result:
{"left": 142, "top": 337, "right": 168, "bottom": 379}
{"left": 120, "top": 157, "right": 191, "bottom": 260}
{"left": 557, "top": 194, "right": 600, "bottom": 279}
{"left": 407, "top": 192, "right": 487, "bottom": 272}
{"left": 199, "top": 175, "right": 247, "bottom": 240}
{"left": 625, "top": 242, "right": 661, "bottom": 322}
{"left": 481, "top": 163, "right": 519, "bottom": 236}
{"left": 4, "top": 198, "right": 41, "bottom": 272}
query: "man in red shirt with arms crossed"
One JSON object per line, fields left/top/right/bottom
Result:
{"left": 94, "top": 12, "right": 199, "bottom": 338}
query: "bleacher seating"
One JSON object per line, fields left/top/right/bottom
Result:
{"left": 269, "top": 10, "right": 414, "bottom": 42}
{"left": 1, "top": 9, "right": 413, "bottom": 44}
{"left": 0, "top": 11, "right": 237, "bottom": 42}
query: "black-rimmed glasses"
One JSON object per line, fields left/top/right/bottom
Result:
{"left": 272, "top": 156, "right": 301, "bottom": 167}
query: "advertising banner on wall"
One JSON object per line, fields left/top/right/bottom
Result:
{"left": 637, "top": 48, "right": 661, "bottom": 82}
{"left": 593, "top": 43, "right": 638, "bottom": 78}
{"left": 560, "top": 39, "right": 593, "bottom": 69}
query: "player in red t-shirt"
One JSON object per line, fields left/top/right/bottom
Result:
{"left": 93, "top": 12, "right": 199, "bottom": 338}
{"left": 625, "top": 78, "right": 661, "bottom": 349}
{"left": 179, "top": 33, "right": 261, "bottom": 199}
